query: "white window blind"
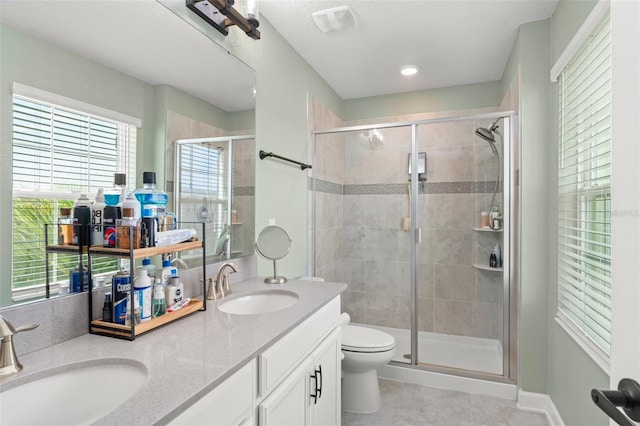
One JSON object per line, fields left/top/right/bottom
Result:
{"left": 557, "top": 13, "right": 611, "bottom": 355}
{"left": 11, "top": 93, "right": 137, "bottom": 294}
{"left": 177, "top": 142, "right": 228, "bottom": 258}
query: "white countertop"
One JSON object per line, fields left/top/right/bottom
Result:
{"left": 0, "top": 278, "right": 347, "bottom": 425}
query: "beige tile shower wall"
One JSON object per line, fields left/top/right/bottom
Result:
{"left": 232, "top": 138, "right": 256, "bottom": 257}
{"left": 340, "top": 113, "right": 504, "bottom": 340}
{"left": 309, "top": 97, "right": 344, "bottom": 281}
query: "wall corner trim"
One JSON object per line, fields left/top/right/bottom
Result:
{"left": 549, "top": 0, "right": 610, "bottom": 82}
{"left": 517, "top": 390, "right": 565, "bottom": 426}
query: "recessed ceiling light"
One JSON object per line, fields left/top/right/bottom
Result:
{"left": 400, "top": 65, "right": 419, "bottom": 76}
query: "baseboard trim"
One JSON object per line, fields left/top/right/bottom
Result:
{"left": 378, "top": 364, "right": 518, "bottom": 400}
{"left": 517, "top": 390, "right": 565, "bottom": 426}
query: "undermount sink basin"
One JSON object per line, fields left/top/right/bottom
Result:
{"left": 0, "top": 360, "right": 147, "bottom": 425}
{"left": 218, "top": 290, "right": 299, "bottom": 315}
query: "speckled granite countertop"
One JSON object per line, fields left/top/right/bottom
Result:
{"left": 0, "top": 278, "right": 347, "bottom": 425}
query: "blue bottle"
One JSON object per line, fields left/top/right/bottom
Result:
{"left": 133, "top": 172, "right": 168, "bottom": 247}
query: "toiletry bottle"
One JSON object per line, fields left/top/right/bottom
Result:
{"left": 91, "top": 189, "right": 106, "bottom": 247}
{"left": 165, "top": 276, "right": 184, "bottom": 307}
{"left": 69, "top": 261, "right": 89, "bottom": 293}
{"left": 489, "top": 252, "right": 497, "bottom": 268}
{"left": 134, "top": 268, "right": 152, "bottom": 322}
{"left": 116, "top": 207, "right": 141, "bottom": 249}
{"left": 72, "top": 193, "right": 92, "bottom": 246}
{"left": 141, "top": 257, "right": 157, "bottom": 280}
{"left": 490, "top": 244, "right": 501, "bottom": 268}
{"left": 490, "top": 207, "right": 500, "bottom": 229}
{"left": 152, "top": 278, "right": 166, "bottom": 317}
{"left": 133, "top": 171, "right": 168, "bottom": 247}
{"left": 160, "top": 255, "right": 177, "bottom": 286}
{"left": 58, "top": 207, "right": 73, "bottom": 245}
{"left": 125, "top": 294, "right": 132, "bottom": 326}
{"left": 121, "top": 192, "right": 142, "bottom": 222}
{"left": 102, "top": 292, "right": 113, "bottom": 322}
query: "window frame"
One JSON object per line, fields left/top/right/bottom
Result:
{"left": 10, "top": 85, "right": 139, "bottom": 302}
{"left": 552, "top": 3, "right": 612, "bottom": 373}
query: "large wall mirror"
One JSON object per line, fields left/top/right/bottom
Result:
{"left": 0, "top": 1, "right": 256, "bottom": 308}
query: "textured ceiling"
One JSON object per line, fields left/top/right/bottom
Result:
{"left": 260, "top": 0, "right": 559, "bottom": 99}
{"left": 0, "top": 1, "right": 256, "bottom": 112}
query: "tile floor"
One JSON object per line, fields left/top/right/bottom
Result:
{"left": 342, "top": 379, "right": 549, "bottom": 426}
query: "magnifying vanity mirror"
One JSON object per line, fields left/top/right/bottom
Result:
{"left": 0, "top": 1, "right": 255, "bottom": 308}
{"left": 255, "top": 226, "right": 292, "bottom": 284}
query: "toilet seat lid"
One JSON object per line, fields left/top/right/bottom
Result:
{"left": 342, "top": 325, "right": 395, "bottom": 352}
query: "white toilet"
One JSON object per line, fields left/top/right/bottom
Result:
{"left": 341, "top": 324, "right": 396, "bottom": 413}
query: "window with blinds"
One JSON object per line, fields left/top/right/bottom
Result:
{"left": 177, "top": 142, "right": 228, "bottom": 259}
{"left": 557, "top": 13, "right": 611, "bottom": 355}
{"left": 11, "top": 93, "right": 137, "bottom": 297}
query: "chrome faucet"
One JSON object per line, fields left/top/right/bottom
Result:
{"left": 0, "top": 315, "right": 39, "bottom": 377}
{"left": 207, "top": 261, "right": 240, "bottom": 300}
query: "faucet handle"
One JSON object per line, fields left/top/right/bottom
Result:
{"left": 0, "top": 316, "right": 39, "bottom": 338}
{"left": 15, "top": 323, "right": 39, "bottom": 333}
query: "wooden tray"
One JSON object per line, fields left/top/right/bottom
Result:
{"left": 90, "top": 299, "right": 204, "bottom": 338}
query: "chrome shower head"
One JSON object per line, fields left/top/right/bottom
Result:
{"left": 475, "top": 119, "right": 500, "bottom": 156}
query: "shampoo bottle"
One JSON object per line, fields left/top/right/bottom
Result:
{"left": 134, "top": 268, "right": 152, "bottom": 322}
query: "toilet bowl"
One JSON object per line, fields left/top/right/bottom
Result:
{"left": 341, "top": 324, "right": 395, "bottom": 413}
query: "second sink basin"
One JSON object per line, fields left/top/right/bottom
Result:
{"left": 0, "top": 359, "right": 147, "bottom": 425}
{"left": 218, "top": 290, "right": 299, "bottom": 315}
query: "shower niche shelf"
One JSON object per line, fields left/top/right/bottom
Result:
{"left": 473, "top": 227, "right": 503, "bottom": 232}
{"left": 472, "top": 263, "right": 503, "bottom": 272}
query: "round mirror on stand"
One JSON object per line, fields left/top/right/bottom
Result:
{"left": 256, "top": 226, "right": 291, "bottom": 284}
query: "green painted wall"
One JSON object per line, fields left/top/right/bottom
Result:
{"left": 218, "top": 18, "right": 344, "bottom": 277}
{"left": 500, "top": 1, "right": 610, "bottom": 424}
{"left": 343, "top": 81, "right": 503, "bottom": 121}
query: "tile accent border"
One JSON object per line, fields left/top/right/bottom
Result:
{"left": 517, "top": 390, "right": 566, "bottom": 426}
{"left": 233, "top": 186, "right": 255, "bottom": 196}
{"left": 308, "top": 177, "right": 501, "bottom": 195}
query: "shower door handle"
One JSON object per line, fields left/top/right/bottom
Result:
{"left": 591, "top": 378, "right": 640, "bottom": 426}
{"left": 416, "top": 228, "right": 422, "bottom": 244}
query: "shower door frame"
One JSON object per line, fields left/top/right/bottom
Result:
{"left": 311, "top": 111, "right": 519, "bottom": 384}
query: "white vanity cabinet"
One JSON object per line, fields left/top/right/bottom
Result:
{"left": 170, "top": 296, "right": 342, "bottom": 426}
{"left": 258, "top": 327, "right": 341, "bottom": 426}
{"left": 169, "top": 359, "right": 256, "bottom": 426}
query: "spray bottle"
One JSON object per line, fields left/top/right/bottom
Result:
{"left": 91, "top": 189, "right": 106, "bottom": 247}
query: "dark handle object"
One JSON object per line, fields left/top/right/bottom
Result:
{"left": 310, "top": 365, "right": 322, "bottom": 405}
{"left": 317, "top": 365, "right": 323, "bottom": 399}
{"left": 591, "top": 378, "right": 640, "bottom": 426}
{"left": 259, "top": 150, "right": 312, "bottom": 170}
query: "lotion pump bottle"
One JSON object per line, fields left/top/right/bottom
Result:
{"left": 165, "top": 276, "right": 184, "bottom": 307}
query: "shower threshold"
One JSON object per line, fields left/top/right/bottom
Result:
{"left": 361, "top": 324, "right": 503, "bottom": 375}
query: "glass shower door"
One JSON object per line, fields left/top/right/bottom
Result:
{"left": 412, "top": 118, "right": 506, "bottom": 375}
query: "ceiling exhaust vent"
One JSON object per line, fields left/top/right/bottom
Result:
{"left": 311, "top": 6, "right": 357, "bottom": 33}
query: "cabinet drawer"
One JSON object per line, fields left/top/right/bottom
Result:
{"left": 170, "top": 358, "right": 256, "bottom": 426}
{"left": 259, "top": 296, "right": 340, "bottom": 397}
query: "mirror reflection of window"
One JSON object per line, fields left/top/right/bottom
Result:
{"left": 11, "top": 87, "right": 138, "bottom": 303}
{"left": 177, "top": 140, "right": 229, "bottom": 262}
